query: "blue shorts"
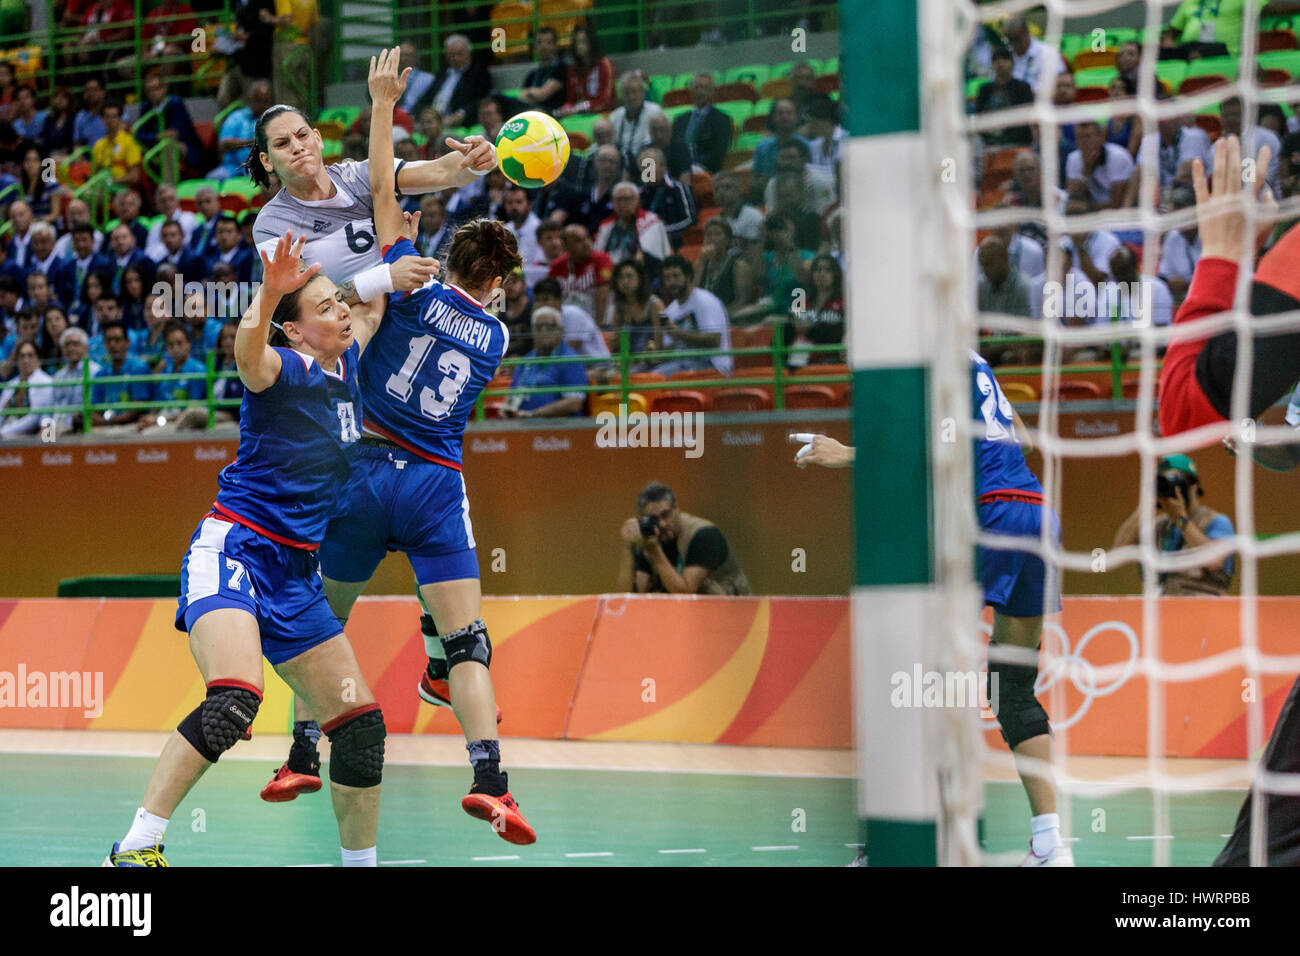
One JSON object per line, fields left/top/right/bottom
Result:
{"left": 175, "top": 515, "right": 343, "bottom": 665}
{"left": 318, "top": 443, "right": 480, "bottom": 586}
{"left": 977, "top": 498, "right": 1063, "bottom": 619}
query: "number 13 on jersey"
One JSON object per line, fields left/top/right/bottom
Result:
{"left": 386, "top": 335, "right": 473, "bottom": 420}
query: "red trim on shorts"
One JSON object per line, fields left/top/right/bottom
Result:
{"left": 207, "top": 504, "right": 321, "bottom": 551}
{"left": 207, "top": 679, "right": 263, "bottom": 700}
{"left": 1157, "top": 257, "right": 1237, "bottom": 438}
{"left": 320, "top": 701, "right": 382, "bottom": 735}
{"left": 978, "top": 489, "right": 1044, "bottom": 505}
{"left": 361, "top": 419, "right": 463, "bottom": 471}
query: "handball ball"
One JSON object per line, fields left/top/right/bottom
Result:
{"left": 496, "top": 111, "right": 571, "bottom": 188}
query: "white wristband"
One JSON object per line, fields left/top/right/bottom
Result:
{"left": 353, "top": 262, "right": 394, "bottom": 303}
{"left": 467, "top": 142, "right": 496, "bottom": 177}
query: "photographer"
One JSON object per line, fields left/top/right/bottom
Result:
{"left": 1112, "top": 454, "right": 1235, "bottom": 596}
{"left": 617, "top": 482, "right": 751, "bottom": 595}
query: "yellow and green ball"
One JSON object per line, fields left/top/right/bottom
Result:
{"left": 496, "top": 111, "right": 571, "bottom": 188}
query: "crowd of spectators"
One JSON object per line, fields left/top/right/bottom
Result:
{"left": 967, "top": 8, "right": 1300, "bottom": 369}
{"left": 0, "top": 13, "right": 845, "bottom": 434}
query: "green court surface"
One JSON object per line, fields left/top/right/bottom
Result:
{"left": 1, "top": 752, "right": 1245, "bottom": 865}
{"left": 983, "top": 781, "right": 1244, "bottom": 866}
{"left": 1, "top": 753, "right": 860, "bottom": 867}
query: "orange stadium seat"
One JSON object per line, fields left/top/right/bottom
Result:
{"left": 1180, "top": 74, "right": 1230, "bottom": 94}
{"left": 783, "top": 384, "right": 836, "bottom": 409}
{"left": 1074, "top": 86, "right": 1110, "bottom": 102}
{"left": 794, "top": 363, "right": 849, "bottom": 404}
{"left": 1071, "top": 49, "right": 1118, "bottom": 71}
{"left": 628, "top": 372, "right": 667, "bottom": 386}
{"left": 712, "top": 387, "right": 771, "bottom": 412}
{"left": 1054, "top": 379, "right": 1103, "bottom": 401}
{"left": 1260, "top": 67, "right": 1291, "bottom": 86}
{"left": 669, "top": 368, "right": 725, "bottom": 383}
{"left": 490, "top": 2, "right": 534, "bottom": 60}
{"left": 680, "top": 244, "right": 702, "bottom": 263}
{"left": 482, "top": 399, "right": 507, "bottom": 418}
{"left": 981, "top": 147, "right": 1023, "bottom": 192}
{"left": 663, "top": 88, "right": 692, "bottom": 107}
{"left": 651, "top": 390, "right": 709, "bottom": 413}
{"left": 758, "top": 77, "right": 791, "bottom": 99}
{"left": 814, "top": 74, "right": 840, "bottom": 93}
{"left": 742, "top": 113, "right": 769, "bottom": 134}
{"left": 540, "top": 0, "right": 590, "bottom": 45}
{"left": 679, "top": 224, "right": 705, "bottom": 246}
{"left": 589, "top": 391, "right": 647, "bottom": 417}
{"left": 1195, "top": 114, "right": 1223, "bottom": 140}
{"left": 1000, "top": 381, "right": 1038, "bottom": 403}
{"left": 568, "top": 131, "right": 591, "bottom": 151}
{"left": 715, "top": 82, "right": 758, "bottom": 104}
{"left": 697, "top": 205, "right": 720, "bottom": 226}
{"left": 691, "top": 170, "right": 713, "bottom": 208}
{"left": 723, "top": 149, "right": 754, "bottom": 170}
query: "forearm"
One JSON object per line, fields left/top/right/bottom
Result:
{"left": 397, "top": 153, "right": 478, "bottom": 194}
{"left": 368, "top": 97, "right": 404, "bottom": 245}
{"left": 529, "top": 395, "right": 584, "bottom": 417}
{"left": 668, "top": 329, "right": 720, "bottom": 348}
{"left": 234, "top": 286, "right": 285, "bottom": 386}
{"left": 649, "top": 551, "right": 692, "bottom": 594}
{"left": 616, "top": 545, "right": 635, "bottom": 592}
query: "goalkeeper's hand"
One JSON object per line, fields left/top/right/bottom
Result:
{"left": 1193, "top": 135, "right": 1275, "bottom": 262}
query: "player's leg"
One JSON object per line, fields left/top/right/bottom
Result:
{"left": 417, "top": 572, "right": 534, "bottom": 845}
{"left": 106, "top": 608, "right": 264, "bottom": 866}
{"left": 1214, "top": 671, "right": 1300, "bottom": 866}
{"left": 261, "top": 457, "right": 389, "bottom": 802}
{"left": 415, "top": 582, "right": 501, "bottom": 723}
{"left": 274, "top": 634, "right": 385, "bottom": 863}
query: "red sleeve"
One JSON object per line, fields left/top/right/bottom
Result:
{"left": 1157, "top": 257, "right": 1237, "bottom": 438}
{"left": 593, "top": 251, "right": 614, "bottom": 284}
{"left": 592, "top": 59, "right": 617, "bottom": 112}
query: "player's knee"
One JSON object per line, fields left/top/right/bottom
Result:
{"left": 988, "top": 644, "right": 1050, "bottom": 750}
{"left": 440, "top": 618, "right": 491, "bottom": 669}
{"left": 324, "top": 704, "right": 386, "bottom": 788}
{"left": 177, "top": 680, "right": 262, "bottom": 763}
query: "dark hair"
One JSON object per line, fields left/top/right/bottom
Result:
{"left": 612, "top": 258, "right": 650, "bottom": 305}
{"left": 810, "top": 253, "right": 843, "bottom": 301}
{"left": 1259, "top": 103, "right": 1286, "bottom": 129}
{"left": 446, "top": 219, "right": 522, "bottom": 293}
{"left": 0, "top": 275, "right": 19, "bottom": 295}
{"left": 268, "top": 272, "right": 332, "bottom": 347}
{"left": 71, "top": 223, "right": 95, "bottom": 238}
{"left": 805, "top": 93, "right": 838, "bottom": 124}
{"left": 637, "top": 481, "right": 675, "bottom": 513}
{"left": 214, "top": 213, "right": 239, "bottom": 229}
{"left": 162, "top": 319, "right": 190, "bottom": 342}
{"left": 244, "top": 104, "right": 311, "bottom": 188}
{"left": 161, "top": 218, "right": 183, "bottom": 233}
{"left": 1110, "top": 72, "right": 1137, "bottom": 97}
{"left": 15, "top": 305, "right": 40, "bottom": 325}
{"left": 532, "top": 276, "right": 563, "bottom": 301}
{"left": 661, "top": 254, "right": 693, "bottom": 281}
{"left": 992, "top": 45, "right": 1014, "bottom": 62}
{"left": 14, "top": 339, "right": 40, "bottom": 360}
{"left": 571, "top": 22, "right": 603, "bottom": 69}
{"left": 1283, "top": 132, "right": 1300, "bottom": 166}
{"left": 537, "top": 220, "right": 562, "bottom": 239}
{"left": 776, "top": 138, "right": 812, "bottom": 163}
{"left": 535, "top": 25, "right": 558, "bottom": 44}
{"left": 102, "top": 99, "right": 124, "bottom": 116}
{"left": 100, "top": 320, "right": 128, "bottom": 339}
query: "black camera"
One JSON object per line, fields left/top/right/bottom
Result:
{"left": 1156, "top": 471, "right": 1192, "bottom": 504}
{"left": 639, "top": 515, "right": 658, "bottom": 537}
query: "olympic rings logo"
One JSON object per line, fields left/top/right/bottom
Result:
{"left": 979, "top": 619, "right": 1140, "bottom": 731}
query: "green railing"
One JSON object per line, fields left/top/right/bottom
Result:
{"left": 323, "top": 0, "right": 838, "bottom": 84}
{"left": 0, "top": 354, "right": 241, "bottom": 435}
{"left": 1, "top": 333, "right": 849, "bottom": 435}
{"left": 978, "top": 334, "right": 1151, "bottom": 401}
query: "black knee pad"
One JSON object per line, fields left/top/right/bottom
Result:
{"left": 987, "top": 644, "right": 1051, "bottom": 751}
{"left": 177, "top": 681, "right": 261, "bottom": 763}
{"left": 324, "top": 704, "right": 386, "bottom": 788}
{"left": 440, "top": 618, "right": 492, "bottom": 669}
{"left": 420, "top": 613, "right": 439, "bottom": 638}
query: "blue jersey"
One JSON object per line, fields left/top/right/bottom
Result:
{"left": 971, "top": 350, "right": 1042, "bottom": 498}
{"left": 357, "top": 238, "right": 509, "bottom": 468}
{"left": 213, "top": 341, "right": 362, "bottom": 547}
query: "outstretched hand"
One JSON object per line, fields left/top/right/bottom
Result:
{"left": 1192, "top": 135, "right": 1273, "bottom": 262}
{"left": 445, "top": 134, "right": 497, "bottom": 173}
{"left": 256, "top": 232, "right": 322, "bottom": 304}
{"left": 368, "top": 45, "right": 410, "bottom": 105}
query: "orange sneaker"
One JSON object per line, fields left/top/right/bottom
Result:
{"left": 418, "top": 671, "right": 502, "bottom": 724}
{"left": 461, "top": 790, "right": 536, "bottom": 845}
{"left": 260, "top": 762, "right": 322, "bottom": 803}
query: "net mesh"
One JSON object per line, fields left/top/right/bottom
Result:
{"left": 937, "top": 0, "right": 1300, "bottom": 865}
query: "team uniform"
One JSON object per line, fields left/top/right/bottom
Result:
{"left": 972, "top": 351, "right": 1061, "bottom": 618}
{"left": 252, "top": 158, "right": 404, "bottom": 284}
{"left": 175, "top": 341, "right": 363, "bottom": 663}
{"left": 318, "top": 238, "right": 508, "bottom": 587}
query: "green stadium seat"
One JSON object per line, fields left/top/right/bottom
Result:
{"left": 1058, "top": 34, "right": 1087, "bottom": 63}
{"left": 318, "top": 106, "right": 362, "bottom": 128}
{"left": 1185, "top": 56, "right": 1238, "bottom": 79}
{"left": 220, "top": 178, "right": 261, "bottom": 201}
{"left": 176, "top": 179, "right": 219, "bottom": 209}
{"left": 715, "top": 100, "right": 752, "bottom": 135}
{"left": 772, "top": 60, "right": 795, "bottom": 79}
{"left": 753, "top": 97, "right": 774, "bottom": 117}
{"left": 500, "top": 87, "right": 522, "bottom": 100}
{"left": 734, "top": 131, "right": 764, "bottom": 151}
{"left": 723, "top": 64, "right": 770, "bottom": 87}
{"left": 1073, "top": 66, "right": 1118, "bottom": 89}
{"left": 821, "top": 55, "right": 839, "bottom": 74}
{"left": 966, "top": 77, "right": 988, "bottom": 100}
{"left": 664, "top": 103, "right": 693, "bottom": 124}
{"left": 672, "top": 71, "right": 698, "bottom": 90}
{"left": 321, "top": 139, "right": 342, "bottom": 159}
{"left": 646, "top": 74, "right": 674, "bottom": 103}
{"left": 1259, "top": 49, "right": 1300, "bottom": 78}
{"left": 558, "top": 113, "right": 598, "bottom": 144}
{"left": 1105, "top": 28, "right": 1138, "bottom": 48}
{"left": 1154, "top": 60, "right": 1188, "bottom": 91}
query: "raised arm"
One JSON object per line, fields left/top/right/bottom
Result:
{"left": 236, "top": 232, "right": 321, "bottom": 392}
{"left": 368, "top": 47, "right": 410, "bottom": 249}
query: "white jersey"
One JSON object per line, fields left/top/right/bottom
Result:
{"left": 252, "top": 158, "right": 403, "bottom": 283}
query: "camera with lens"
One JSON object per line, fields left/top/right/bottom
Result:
{"left": 639, "top": 515, "right": 658, "bottom": 537}
{"left": 1156, "top": 470, "right": 1192, "bottom": 505}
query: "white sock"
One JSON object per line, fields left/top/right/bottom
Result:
{"left": 341, "top": 845, "right": 377, "bottom": 867}
{"left": 424, "top": 633, "right": 445, "bottom": 662}
{"left": 120, "top": 808, "right": 169, "bottom": 851}
{"left": 1030, "top": 813, "right": 1062, "bottom": 856}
